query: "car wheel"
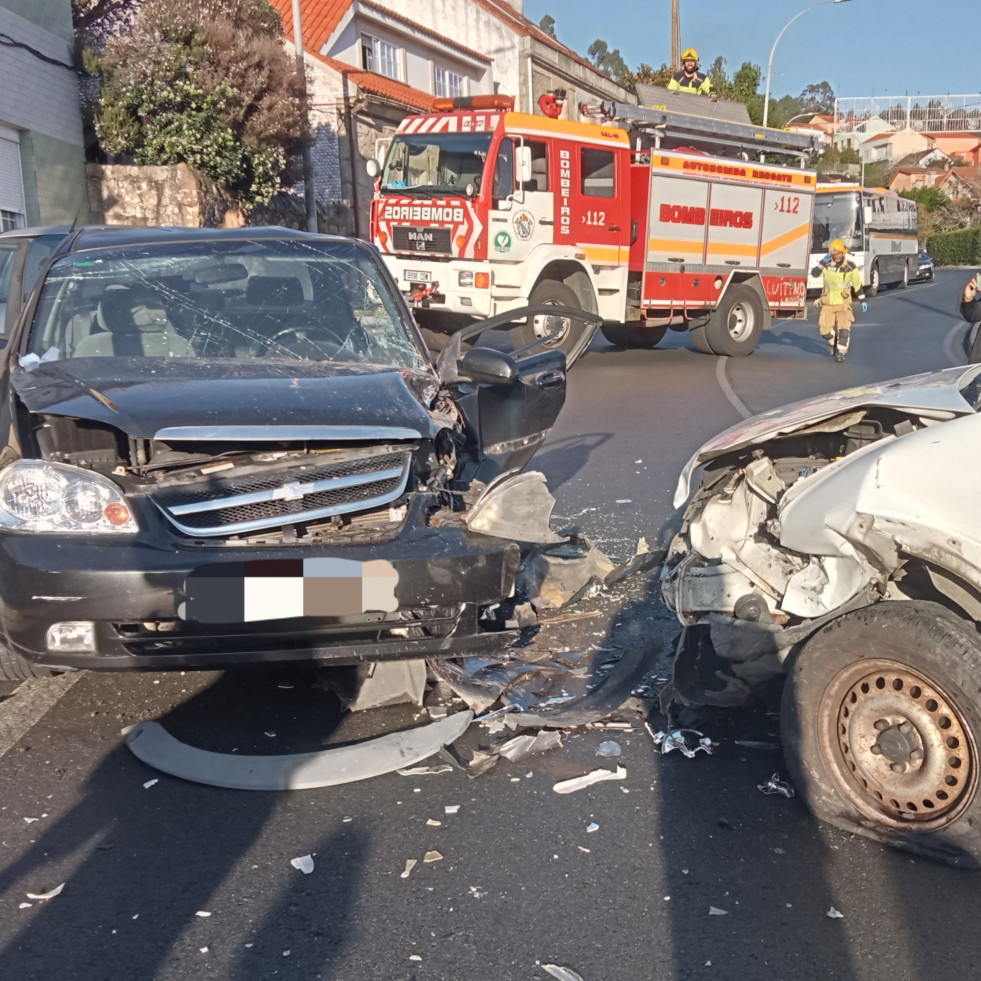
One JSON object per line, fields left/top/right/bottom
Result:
{"left": 0, "top": 644, "right": 53, "bottom": 681}
{"left": 701, "top": 285, "right": 766, "bottom": 357}
{"left": 511, "top": 280, "right": 595, "bottom": 367}
{"left": 867, "top": 262, "right": 880, "bottom": 297}
{"left": 781, "top": 601, "right": 981, "bottom": 868}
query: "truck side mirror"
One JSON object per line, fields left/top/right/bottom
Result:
{"left": 516, "top": 146, "right": 532, "bottom": 186}
{"left": 366, "top": 159, "right": 381, "bottom": 178}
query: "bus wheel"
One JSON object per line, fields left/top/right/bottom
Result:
{"left": 868, "top": 262, "right": 880, "bottom": 297}
{"left": 897, "top": 260, "right": 909, "bottom": 290}
{"left": 512, "top": 280, "right": 595, "bottom": 367}
{"left": 702, "top": 285, "right": 765, "bottom": 357}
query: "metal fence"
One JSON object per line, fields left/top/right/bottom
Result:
{"left": 834, "top": 94, "right": 981, "bottom": 133}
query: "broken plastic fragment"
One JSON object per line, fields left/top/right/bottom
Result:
{"left": 757, "top": 773, "right": 795, "bottom": 798}
{"left": 652, "top": 728, "right": 717, "bottom": 758}
{"left": 543, "top": 965, "right": 585, "bottom": 981}
{"left": 122, "top": 711, "right": 473, "bottom": 790}
{"left": 553, "top": 766, "right": 626, "bottom": 794}
{"left": 290, "top": 855, "right": 314, "bottom": 875}
{"left": 426, "top": 819, "right": 442, "bottom": 827}
{"left": 596, "top": 740, "right": 621, "bottom": 758}
{"left": 143, "top": 779, "right": 159, "bottom": 789}
{"left": 25, "top": 883, "right": 65, "bottom": 901}
{"left": 18, "top": 903, "right": 31, "bottom": 909}
{"left": 708, "top": 906, "right": 728, "bottom": 916}
{"left": 498, "top": 730, "right": 563, "bottom": 762}
{"left": 23, "top": 817, "right": 39, "bottom": 824}
{"left": 827, "top": 906, "right": 844, "bottom": 919}
{"left": 423, "top": 850, "right": 443, "bottom": 863}
{"left": 400, "top": 859, "right": 417, "bottom": 879}
{"left": 586, "top": 822, "right": 599, "bottom": 833}
{"left": 397, "top": 764, "right": 454, "bottom": 777}
{"left": 196, "top": 910, "right": 212, "bottom": 918}
{"left": 445, "top": 805, "right": 460, "bottom": 815}
{"left": 466, "top": 471, "right": 566, "bottom": 544}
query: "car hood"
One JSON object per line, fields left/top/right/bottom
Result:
{"left": 11, "top": 359, "right": 443, "bottom": 441}
{"left": 674, "top": 364, "right": 981, "bottom": 507}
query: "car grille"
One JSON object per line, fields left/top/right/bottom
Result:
{"left": 152, "top": 449, "right": 413, "bottom": 536}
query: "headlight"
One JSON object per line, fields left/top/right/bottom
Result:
{"left": 458, "top": 270, "right": 474, "bottom": 288}
{"left": 0, "top": 461, "right": 138, "bottom": 533}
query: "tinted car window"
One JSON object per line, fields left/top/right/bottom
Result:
{"left": 26, "top": 238, "right": 426, "bottom": 369}
{"left": 0, "top": 243, "right": 16, "bottom": 332}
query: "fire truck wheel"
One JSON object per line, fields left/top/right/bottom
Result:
{"left": 512, "top": 281, "right": 594, "bottom": 366}
{"left": 600, "top": 324, "right": 631, "bottom": 347}
{"left": 703, "top": 285, "right": 765, "bottom": 357}
{"left": 689, "top": 322, "right": 717, "bottom": 354}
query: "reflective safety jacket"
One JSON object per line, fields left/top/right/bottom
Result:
{"left": 819, "top": 258, "right": 864, "bottom": 305}
{"left": 667, "top": 70, "right": 712, "bottom": 95}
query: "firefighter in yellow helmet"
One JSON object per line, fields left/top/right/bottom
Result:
{"left": 667, "top": 48, "right": 713, "bottom": 95}
{"left": 813, "top": 238, "right": 866, "bottom": 363}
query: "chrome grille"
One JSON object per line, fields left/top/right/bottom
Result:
{"left": 152, "top": 449, "right": 412, "bottom": 536}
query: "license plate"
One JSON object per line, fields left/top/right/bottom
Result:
{"left": 180, "top": 559, "right": 399, "bottom": 623}
{"left": 404, "top": 270, "right": 432, "bottom": 283}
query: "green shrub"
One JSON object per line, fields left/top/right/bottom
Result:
{"left": 926, "top": 227, "right": 981, "bottom": 266}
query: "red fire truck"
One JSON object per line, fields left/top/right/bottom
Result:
{"left": 368, "top": 94, "right": 818, "bottom": 364}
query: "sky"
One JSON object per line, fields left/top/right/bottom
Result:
{"left": 523, "top": 0, "right": 981, "bottom": 106}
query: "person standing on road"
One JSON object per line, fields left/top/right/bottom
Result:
{"left": 813, "top": 239, "right": 867, "bottom": 363}
{"left": 667, "top": 48, "right": 713, "bottom": 95}
{"left": 960, "top": 273, "right": 981, "bottom": 362}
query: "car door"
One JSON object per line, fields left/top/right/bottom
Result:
{"left": 437, "top": 318, "right": 568, "bottom": 481}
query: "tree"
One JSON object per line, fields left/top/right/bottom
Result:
{"left": 538, "top": 13, "right": 556, "bottom": 37}
{"left": 588, "top": 38, "right": 629, "bottom": 83}
{"left": 731, "top": 61, "right": 763, "bottom": 123}
{"left": 900, "top": 187, "right": 950, "bottom": 211}
{"left": 87, "top": 0, "right": 309, "bottom": 209}
{"left": 799, "top": 81, "right": 835, "bottom": 115}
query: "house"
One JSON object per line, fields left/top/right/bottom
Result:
{"left": 893, "top": 146, "right": 953, "bottom": 170}
{"left": 922, "top": 132, "right": 981, "bottom": 166}
{"left": 0, "top": 0, "right": 88, "bottom": 227}
{"left": 831, "top": 113, "right": 894, "bottom": 152}
{"left": 267, "top": 0, "right": 632, "bottom": 236}
{"left": 889, "top": 165, "right": 981, "bottom": 207}
{"left": 851, "top": 127, "right": 932, "bottom": 167}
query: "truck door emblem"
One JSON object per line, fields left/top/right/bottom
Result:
{"left": 494, "top": 231, "right": 512, "bottom": 253}
{"left": 513, "top": 211, "right": 535, "bottom": 240}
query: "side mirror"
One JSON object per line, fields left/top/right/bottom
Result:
{"left": 516, "top": 146, "right": 532, "bottom": 185}
{"left": 366, "top": 159, "right": 381, "bottom": 178}
{"left": 457, "top": 346, "right": 518, "bottom": 385}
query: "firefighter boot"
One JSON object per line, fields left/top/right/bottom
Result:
{"left": 835, "top": 327, "right": 851, "bottom": 363}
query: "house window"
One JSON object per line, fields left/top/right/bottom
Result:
{"left": 0, "top": 209, "right": 23, "bottom": 232}
{"left": 361, "top": 35, "right": 400, "bottom": 80}
{"left": 434, "top": 66, "right": 465, "bottom": 99}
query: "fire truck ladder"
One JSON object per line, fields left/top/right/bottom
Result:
{"left": 596, "top": 101, "right": 818, "bottom": 165}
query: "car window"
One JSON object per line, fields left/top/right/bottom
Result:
{"left": 22, "top": 235, "right": 62, "bottom": 301}
{"left": 25, "top": 238, "right": 427, "bottom": 369}
{"left": 0, "top": 242, "right": 17, "bottom": 333}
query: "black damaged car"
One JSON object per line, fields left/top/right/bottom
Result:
{"left": 0, "top": 226, "right": 574, "bottom": 679}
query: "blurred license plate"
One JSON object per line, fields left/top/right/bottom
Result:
{"left": 181, "top": 559, "right": 399, "bottom": 623}
{"left": 404, "top": 270, "right": 431, "bottom": 283}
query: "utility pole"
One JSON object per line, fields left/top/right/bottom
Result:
{"left": 292, "top": 0, "right": 318, "bottom": 233}
{"left": 670, "top": 0, "right": 680, "bottom": 67}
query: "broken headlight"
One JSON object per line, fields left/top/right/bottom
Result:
{"left": 0, "top": 461, "right": 137, "bottom": 533}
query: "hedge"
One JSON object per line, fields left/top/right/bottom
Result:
{"left": 926, "top": 227, "right": 981, "bottom": 266}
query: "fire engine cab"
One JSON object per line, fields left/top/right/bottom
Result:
{"left": 368, "top": 92, "right": 818, "bottom": 364}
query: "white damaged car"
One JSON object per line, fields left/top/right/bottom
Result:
{"left": 661, "top": 365, "right": 981, "bottom": 867}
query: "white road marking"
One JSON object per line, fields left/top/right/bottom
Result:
{"left": 715, "top": 356, "right": 753, "bottom": 420}
{"left": 0, "top": 673, "right": 84, "bottom": 759}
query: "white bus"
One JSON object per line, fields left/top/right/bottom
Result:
{"left": 808, "top": 183, "right": 918, "bottom": 295}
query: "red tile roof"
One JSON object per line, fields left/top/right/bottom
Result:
{"left": 267, "top": 0, "right": 347, "bottom": 52}
{"left": 313, "top": 53, "right": 436, "bottom": 111}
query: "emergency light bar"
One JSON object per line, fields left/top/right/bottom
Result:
{"left": 433, "top": 95, "right": 515, "bottom": 112}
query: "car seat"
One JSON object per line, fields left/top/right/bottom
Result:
{"left": 73, "top": 285, "right": 195, "bottom": 357}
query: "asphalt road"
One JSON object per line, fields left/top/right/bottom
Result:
{"left": 0, "top": 270, "right": 976, "bottom": 981}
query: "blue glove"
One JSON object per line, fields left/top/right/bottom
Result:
{"left": 861, "top": 301, "right": 868, "bottom": 313}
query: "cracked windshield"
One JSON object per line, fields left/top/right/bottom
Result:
{"left": 26, "top": 240, "right": 425, "bottom": 369}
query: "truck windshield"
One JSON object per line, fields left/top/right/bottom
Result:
{"left": 811, "top": 191, "right": 863, "bottom": 254}
{"left": 382, "top": 132, "right": 494, "bottom": 195}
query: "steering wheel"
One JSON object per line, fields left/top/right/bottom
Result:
{"left": 264, "top": 326, "right": 347, "bottom": 358}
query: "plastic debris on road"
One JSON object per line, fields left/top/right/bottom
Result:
{"left": 400, "top": 859, "right": 417, "bottom": 879}
{"left": 423, "top": 850, "right": 443, "bottom": 863}
{"left": 543, "top": 964, "right": 585, "bottom": 981}
{"left": 586, "top": 822, "right": 599, "bottom": 833}
{"left": 651, "top": 727, "right": 717, "bottom": 758}
{"left": 143, "top": 779, "right": 159, "bottom": 789}
{"left": 397, "top": 764, "right": 454, "bottom": 777}
{"left": 596, "top": 740, "right": 621, "bottom": 757}
{"left": 757, "top": 773, "right": 795, "bottom": 798}
{"left": 290, "top": 855, "right": 314, "bottom": 875}
{"left": 499, "top": 730, "right": 564, "bottom": 762}
{"left": 827, "top": 906, "right": 844, "bottom": 919}
{"left": 708, "top": 906, "right": 728, "bottom": 916}
{"left": 25, "top": 883, "right": 65, "bottom": 901}
{"left": 552, "top": 766, "right": 626, "bottom": 794}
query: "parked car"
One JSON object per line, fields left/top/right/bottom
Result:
{"left": 661, "top": 366, "right": 981, "bottom": 867}
{"left": 0, "top": 225, "right": 576, "bottom": 680}
{"left": 0, "top": 226, "right": 75, "bottom": 333}
{"left": 913, "top": 247, "right": 935, "bottom": 282}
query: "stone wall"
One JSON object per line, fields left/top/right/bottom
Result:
{"left": 86, "top": 163, "right": 235, "bottom": 228}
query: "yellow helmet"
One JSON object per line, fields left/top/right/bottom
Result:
{"left": 681, "top": 47, "right": 699, "bottom": 62}
{"left": 829, "top": 238, "right": 848, "bottom": 254}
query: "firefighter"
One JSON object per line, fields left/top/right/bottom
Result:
{"left": 813, "top": 239, "right": 866, "bottom": 363}
{"left": 667, "top": 48, "right": 713, "bottom": 95}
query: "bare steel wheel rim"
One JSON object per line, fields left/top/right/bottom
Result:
{"left": 726, "top": 301, "right": 755, "bottom": 342}
{"left": 531, "top": 302, "right": 571, "bottom": 346}
{"left": 871, "top": 265, "right": 880, "bottom": 292}
{"left": 818, "top": 658, "right": 978, "bottom": 830}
